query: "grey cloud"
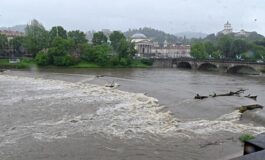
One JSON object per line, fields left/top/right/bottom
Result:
{"left": 0, "top": 0, "right": 264, "bottom": 35}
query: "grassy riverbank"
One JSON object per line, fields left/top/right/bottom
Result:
{"left": 0, "top": 59, "right": 35, "bottom": 69}
{"left": 0, "top": 59, "right": 151, "bottom": 69}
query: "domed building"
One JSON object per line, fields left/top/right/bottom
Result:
{"left": 131, "top": 33, "right": 154, "bottom": 58}
{"left": 131, "top": 33, "right": 147, "bottom": 39}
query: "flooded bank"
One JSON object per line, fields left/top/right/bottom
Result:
{"left": 1, "top": 69, "right": 265, "bottom": 160}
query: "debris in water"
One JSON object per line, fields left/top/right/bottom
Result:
{"left": 238, "top": 104, "right": 264, "bottom": 113}
{"left": 244, "top": 94, "right": 257, "bottom": 101}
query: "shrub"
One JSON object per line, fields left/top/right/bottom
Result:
{"left": 109, "top": 56, "right": 120, "bottom": 66}
{"left": 119, "top": 58, "right": 128, "bottom": 66}
{"left": 141, "top": 59, "right": 154, "bottom": 66}
{"left": 239, "top": 134, "right": 255, "bottom": 142}
{"left": 53, "top": 55, "right": 75, "bottom": 66}
{"left": 35, "top": 51, "right": 50, "bottom": 66}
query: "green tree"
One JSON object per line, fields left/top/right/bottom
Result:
{"left": 92, "top": 32, "right": 108, "bottom": 45}
{"left": 49, "top": 26, "right": 67, "bottom": 45}
{"left": 50, "top": 37, "right": 74, "bottom": 56}
{"left": 231, "top": 39, "right": 249, "bottom": 58}
{"left": 9, "top": 36, "right": 25, "bottom": 55}
{"left": 204, "top": 42, "right": 216, "bottom": 56}
{"left": 80, "top": 43, "right": 111, "bottom": 65}
{"left": 250, "top": 44, "right": 265, "bottom": 60}
{"left": 93, "top": 45, "right": 111, "bottom": 66}
{"left": 115, "top": 39, "right": 136, "bottom": 63}
{"left": 212, "top": 50, "right": 222, "bottom": 59}
{"left": 109, "top": 31, "right": 126, "bottom": 51}
{"left": 53, "top": 55, "right": 75, "bottom": 66}
{"left": 68, "top": 30, "right": 87, "bottom": 45}
{"left": 0, "top": 34, "right": 8, "bottom": 53}
{"left": 191, "top": 42, "right": 208, "bottom": 59}
{"left": 217, "top": 35, "right": 233, "bottom": 58}
{"left": 80, "top": 43, "right": 94, "bottom": 61}
{"left": 254, "top": 38, "right": 265, "bottom": 47}
{"left": 35, "top": 51, "right": 50, "bottom": 65}
{"left": 23, "top": 19, "right": 49, "bottom": 57}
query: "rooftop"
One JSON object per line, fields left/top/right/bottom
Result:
{"left": 131, "top": 33, "right": 147, "bottom": 39}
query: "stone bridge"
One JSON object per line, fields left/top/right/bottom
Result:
{"left": 152, "top": 58, "right": 265, "bottom": 74}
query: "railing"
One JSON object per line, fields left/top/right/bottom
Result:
{"left": 151, "top": 57, "right": 265, "bottom": 65}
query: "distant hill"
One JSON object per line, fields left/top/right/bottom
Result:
{"left": 124, "top": 27, "right": 185, "bottom": 44}
{"left": 175, "top": 32, "right": 208, "bottom": 39}
{"left": 204, "top": 31, "right": 264, "bottom": 42}
{"left": 243, "top": 31, "right": 264, "bottom": 41}
{"left": 0, "top": 24, "right": 27, "bottom": 32}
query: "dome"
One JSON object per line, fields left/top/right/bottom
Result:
{"left": 131, "top": 33, "right": 147, "bottom": 39}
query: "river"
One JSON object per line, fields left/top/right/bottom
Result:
{"left": 0, "top": 68, "right": 265, "bottom": 160}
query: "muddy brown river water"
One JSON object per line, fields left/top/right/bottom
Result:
{"left": 0, "top": 68, "right": 265, "bottom": 160}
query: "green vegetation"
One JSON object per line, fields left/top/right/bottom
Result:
{"left": 0, "top": 19, "right": 151, "bottom": 68}
{"left": 191, "top": 33, "right": 265, "bottom": 61}
{"left": 124, "top": 27, "right": 187, "bottom": 44}
{"left": 0, "top": 34, "right": 8, "bottom": 53}
{"left": 0, "top": 58, "right": 35, "bottom": 69}
{"left": 239, "top": 134, "right": 255, "bottom": 142}
{"left": 72, "top": 62, "right": 100, "bottom": 68}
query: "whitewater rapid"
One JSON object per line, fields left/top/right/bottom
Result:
{"left": 0, "top": 74, "right": 264, "bottom": 147}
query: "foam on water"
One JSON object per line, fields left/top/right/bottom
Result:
{"left": 0, "top": 74, "right": 265, "bottom": 146}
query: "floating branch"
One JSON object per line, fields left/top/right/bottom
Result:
{"left": 194, "top": 94, "right": 208, "bottom": 100}
{"left": 195, "top": 89, "right": 246, "bottom": 100}
{"left": 210, "top": 89, "right": 246, "bottom": 97}
{"left": 244, "top": 94, "right": 257, "bottom": 101}
{"left": 238, "top": 104, "right": 264, "bottom": 113}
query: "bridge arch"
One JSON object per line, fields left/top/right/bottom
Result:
{"left": 227, "top": 65, "right": 258, "bottom": 74}
{"left": 177, "top": 61, "right": 192, "bottom": 69}
{"left": 198, "top": 63, "right": 218, "bottom": 71}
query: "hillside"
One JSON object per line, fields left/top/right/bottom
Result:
{"left": 124, "top": 27, "right": 185, "bottom": 44}
{"left": 175, "top": 32, "right": 208, "bottom": 39}
{"left": 204, "top": 31, "right": 264, "bottom": 42}
{"left": 0, "top": 24, "right": 27, "bottom": 32}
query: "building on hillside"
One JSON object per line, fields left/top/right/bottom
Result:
{"left": 131, "top": 33, "right": 191, "bottom": 58}
{"left": 218, "top": 21, "right": 256, "bottom": 38}
{"left": 0, "top": 30, "right": 24, "bottom": 40}
{"left": 234, "top": 29, "right": 251, "bottom": 37}
{"left": 219, "top": 21, "right": 233, "bottom": 35}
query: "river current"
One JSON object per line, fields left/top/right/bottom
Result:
{"left": 0, "top": 68, "right": 265, "bottom": 160}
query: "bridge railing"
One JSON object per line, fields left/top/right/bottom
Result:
{"left": 151, "top": 57, "right": 265, "bottom": 65}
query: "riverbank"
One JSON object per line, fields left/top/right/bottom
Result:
{"left": 0, "top": 58, "right": 35, "bottom": 69}
{"left": 0, "top": 58, "right": 151, "bottom": 69}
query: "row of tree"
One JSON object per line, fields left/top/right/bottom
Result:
{"left": 191, "top": 34, "right": 265, "bottom": 61}
{"left": 0, "top": 20, "right": 137, "bottom": 67}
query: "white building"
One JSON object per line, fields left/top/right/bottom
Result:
{"left": 218, "top": 21, "right": 254, "bottom": 38}
{"left": 131, "top": 33, "right": 191, "bottom": 58}
{"left": 131, "top": 33, "right": 154, "bottom": 57}
{"left": 220, "top": 21, "right": 233, "bottom": 35}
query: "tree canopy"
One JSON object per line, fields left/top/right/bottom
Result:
{"left": 191, "top": 33, "right": 265, "bottom": 61}
{"left": 92, "top": 32, "right": 108, "bottom": 45}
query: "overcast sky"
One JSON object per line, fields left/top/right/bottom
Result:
{"left": 0, "top": 0, "right": 265, "bottom": 35}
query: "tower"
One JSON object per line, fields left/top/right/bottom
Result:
{"left": 223, "top": 21, "right": 233, "bottom": 34}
